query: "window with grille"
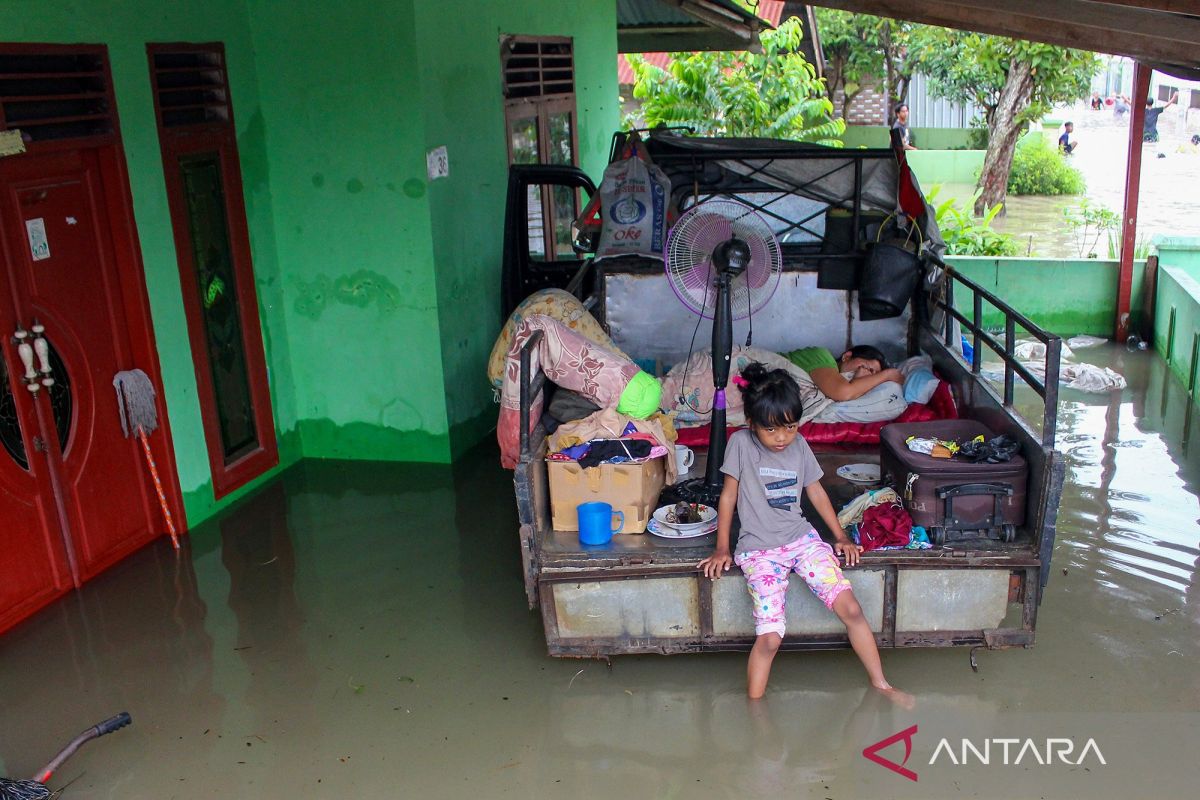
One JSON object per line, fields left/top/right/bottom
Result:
{"left": 502, "top": 36, "right": 579, "bottom": 261}
{"left": 0, "top": 45, "right": 117, "bottom": 143}
{"left": 502, "top": 36, "right": 574, "bottom": 100}
{"left": 149, "top": 45, "right": 231, "bottom": 129}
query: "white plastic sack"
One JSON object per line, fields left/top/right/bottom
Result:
{"left": 1067, "top": 334, "right": 1107, "bottom": 350}
{"left": 1013, "top": 339, "right": 1074, "bottom": 362}
{"left": 595, "top": 154, "right": 670, "bottom": 260}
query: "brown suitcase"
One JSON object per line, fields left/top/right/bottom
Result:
{"left": 879, "top": 420, "right": 1027, "bottom": 546}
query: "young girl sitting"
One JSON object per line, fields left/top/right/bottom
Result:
{"left": 698, "top": 362, "right": 907, "bottom": 701}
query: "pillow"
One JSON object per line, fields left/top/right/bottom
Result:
{"left": 903, "top": 368, "right": 939, "bottom": 404}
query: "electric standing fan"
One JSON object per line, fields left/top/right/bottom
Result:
{"left": 663, "top": 200, "right": 783, "bottom": 508}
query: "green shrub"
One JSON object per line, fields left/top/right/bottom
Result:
{"left": 1007, "top": 135, "right": 1085, "bottom": 195}
{"left": 966, "top": 119, "right": 989, "bottom": 151}
{"left": 1064, "top": 199, "right": 1120, "bottom": 258}
{"left": 926, "top": 185, "right": 1019, "bottom": 257}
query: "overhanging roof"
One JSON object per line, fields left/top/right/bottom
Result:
{"left": 807, "top": 1, "right": 1200, "bottom": 81}
{"left": 617, "top": 0, "right": 773, "bottom": 53}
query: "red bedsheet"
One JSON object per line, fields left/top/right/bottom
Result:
{"left": 674, "top": 379, "right": 957, "bottom": 448}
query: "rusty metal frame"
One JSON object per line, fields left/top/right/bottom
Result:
{"left": 535, "top": 559, "right": 1040, "bottom": 657}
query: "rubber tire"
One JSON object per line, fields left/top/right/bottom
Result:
{"left": 931, "top": 526, "right": 946, "bottom": 546}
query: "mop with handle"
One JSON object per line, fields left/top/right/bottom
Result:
{"left": 0, "top": 712, "right": 132, "bottom": 800}
{"left": 113, "top": 369, "right": 179, "bottom": 549}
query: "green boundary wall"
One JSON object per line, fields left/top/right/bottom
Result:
{"left": 1153, "top": 238, "right": 1200, "bottom": 391}
{"left": 946, "top": 256, "right": 1145, "bottom": 337}
{"left": 841, "top": 126, "right": 975, "bottom": 150}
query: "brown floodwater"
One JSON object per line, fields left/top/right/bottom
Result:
{"left": 0, "top": 346, "right": 1197, "bottom": 798}
{"left": 937, "top": 107, "right": 1200, "bottom": 258}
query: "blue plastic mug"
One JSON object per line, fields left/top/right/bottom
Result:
{"left": 577, "top": 501, "right": 624, "bottom": 545}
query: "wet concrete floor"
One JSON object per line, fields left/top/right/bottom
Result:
{"left": 1, "top": 346, "right": 1198, "bottom": 798}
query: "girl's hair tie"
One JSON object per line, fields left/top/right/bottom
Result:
{"left": 732, "top": 374, "right": 749, "bottom": 389}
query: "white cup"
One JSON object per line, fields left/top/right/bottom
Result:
{"left": 675, "top": 445, "right": 695, "bottom": 474}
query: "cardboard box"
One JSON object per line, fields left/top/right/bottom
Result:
{"left": 547, "top": 457, "right": 666, "bottom": 534}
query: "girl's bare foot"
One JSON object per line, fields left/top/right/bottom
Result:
{"left": 872, "top": 682, "right": 916, "bottom": 710}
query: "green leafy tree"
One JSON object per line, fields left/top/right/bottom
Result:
{"left": 627, "top": 16, "right": 844, "bottom": 144}
{"left": 912, "top": 30, "right": 1098, "bottom": 215}
{"left": 814, "top": 9, "right": 916, "bottom": 124}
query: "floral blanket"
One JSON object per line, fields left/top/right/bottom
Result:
{"left": 497, "top": 314, "right": 639, "bottom": 468}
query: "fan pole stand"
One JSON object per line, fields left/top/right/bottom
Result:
{"left": 661, "top": 271, "right": 735, "bottom": 510}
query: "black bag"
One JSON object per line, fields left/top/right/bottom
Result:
{"left": 858, "top": 216, "right": 922, "bottom": 321}
{"left": 817, "top": 208, "right": 888, "bottom": 290}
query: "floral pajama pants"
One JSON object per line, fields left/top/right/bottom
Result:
{"left": 735, "top": 530, "right": 853, "bottom": 637}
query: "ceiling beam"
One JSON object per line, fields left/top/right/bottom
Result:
{"left": 1090, "top": 1, "right": 1198, "bottom": 12}
{"left": 808, "top": 0, "right": 1200, "bottom": 67}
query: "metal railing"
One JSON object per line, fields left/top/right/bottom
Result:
{"left": 923, "top": 260, "right": 1062, "bottom": 449}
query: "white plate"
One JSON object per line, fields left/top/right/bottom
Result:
{"left": 647, "top": 518, "right": 718, "bottom": 539}
{"left": 836, "top": 463, "right": 881, "bottom": 484}
{"left": 652, "top": 503, "right": 718, "bottom": 532}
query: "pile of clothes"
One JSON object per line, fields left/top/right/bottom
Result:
{"left": 837, "top": 487, "right": 932, "bottom": 551}
{"left": 492, "top": 290, "right": 664, "bottom": 469}
{"left": 547, "top": 407, "right": 679, "bottom": 484}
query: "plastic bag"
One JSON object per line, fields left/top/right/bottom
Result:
{"left": 958, "top": 435, "right": 1020, "bottom": 463}
{"left": 593, "top": 138, "right": 670, "bottom": 260}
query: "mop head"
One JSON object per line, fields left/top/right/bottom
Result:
{"left": 0, "top": 777, "right": 51, "bottom": 800}
{"left": 113, "top": 369, "right": 159, "bottom": 438}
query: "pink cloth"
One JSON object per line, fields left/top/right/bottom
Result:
{"left": 497, "top": 315, "right": 640, "bottom": 468}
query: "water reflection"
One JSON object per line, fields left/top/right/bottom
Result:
{"left": 2, "top": 348, "right": 1200, "bottom": 797}
{"left": 1020, "top": 346, "right": 1200, "bottom": 618}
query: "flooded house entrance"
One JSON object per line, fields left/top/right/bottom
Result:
{"left": 0, "top": 45, "right": 182, "bottom": 633}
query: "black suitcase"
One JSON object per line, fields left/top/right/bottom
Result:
{"left": 879, "top": 420, "right": 1027, "bottom": 546}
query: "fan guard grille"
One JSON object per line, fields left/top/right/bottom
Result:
{"left": 664, "top": 200, "right": 782, "bottom": 319}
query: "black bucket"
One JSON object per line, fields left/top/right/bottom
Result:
{"left": 858, "top": 239, "right": 922, "bottom": 321}
{"left": 817, "top": 208, "right": 888, "bottom": 290}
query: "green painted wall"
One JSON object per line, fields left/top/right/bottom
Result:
{"left": 246, "top": 0, "right": 449, "bottom": 464}
{"left": 1154, "top": 266, "right": 1200, "bottom": 390}
{"left": 947, "top": 256, "right": 1146, "bottom": 337}
{"left": 907, "top": 150, "right": 985, "bottom": 186}
{"left": 841, "top": 126, "right": 975, "bottom": 150}
{"left": 412, "top": 1, "right": 619, "bottom": 458}
{"left": 2, "top": 0, "right": 622, "bottom": 529}
{"left": 1156, "top": 237, "right": 1200, "bottom": 283}
{"left": 1, "top": 1, "right": 302, "bottom": 528}
{"left": 1153, "top": 239, "right": 1200, "bottom": 390}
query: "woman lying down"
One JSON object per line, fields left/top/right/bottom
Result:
{"left": 662, "top": 344, "right": 909, "bottom": 426}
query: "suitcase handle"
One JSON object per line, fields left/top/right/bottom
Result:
{"left": 935, "top": 483, "right": 1013, "bottom": 499}
{"left": 936, "top": 483, "right": 1013, "bottom": 532}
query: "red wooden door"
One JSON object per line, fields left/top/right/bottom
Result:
{"left": 0, "top": 350, "right": 74, "bottom": 631}
{"left": 0, "top": 147, "right": 161, "bottom": 590}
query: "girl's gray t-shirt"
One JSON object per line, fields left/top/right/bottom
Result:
{"left": 720, "top": 429, "right": 824, "bottom": 556}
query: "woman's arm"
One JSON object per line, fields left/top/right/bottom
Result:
{"left": 805, "top": 480, "right": 861, "bottom": 567}
{"left": 699, "top": 475, "right": 739, "bottom": 578}
{"left": 808, "top": 366, "right": 903, "bottom": 402}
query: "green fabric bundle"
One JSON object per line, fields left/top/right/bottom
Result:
{"left": 616, "top": 371, "right": 662, "bottom": 419}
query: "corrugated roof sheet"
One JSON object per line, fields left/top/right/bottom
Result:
{"left": 616, "top": 0, "right": 770, "bottom": 28}
{"left": 617, "top": 1, "right": 786, "bottom": 84}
